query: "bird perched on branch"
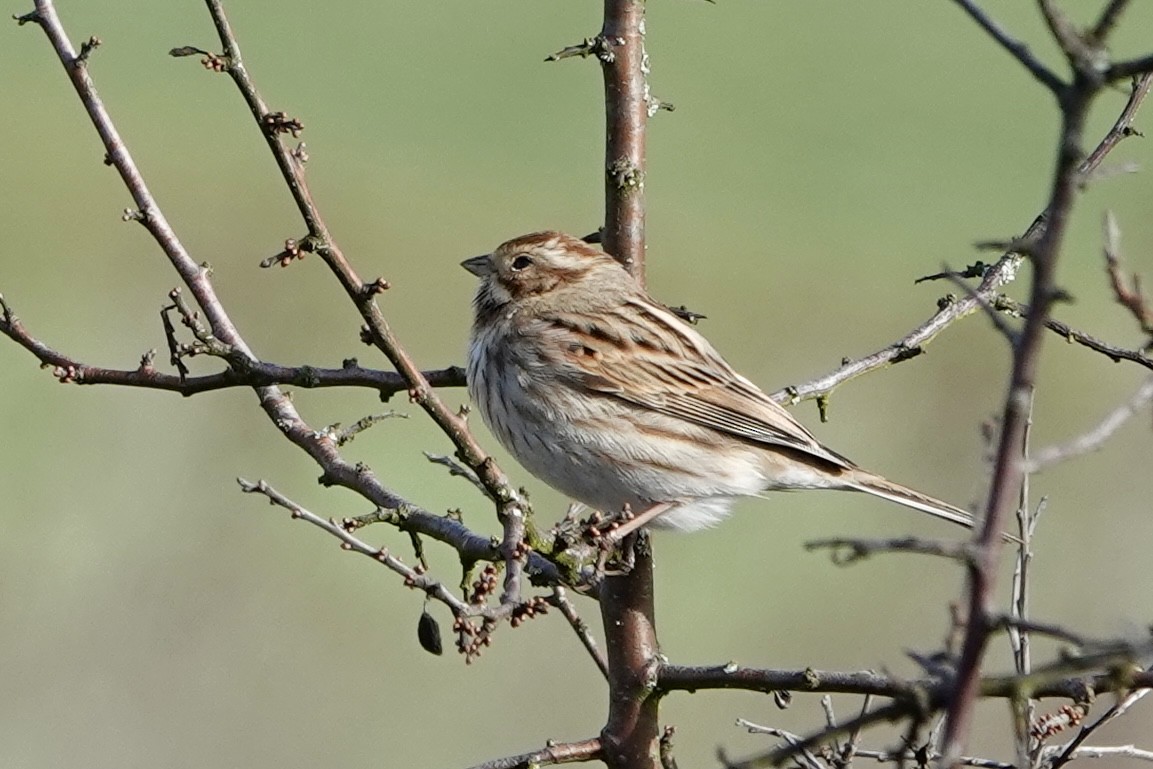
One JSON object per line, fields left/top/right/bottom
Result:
{"left": 462, "top": 231, "right": 985, "bottom": 540}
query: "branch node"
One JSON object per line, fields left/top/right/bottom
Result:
{"left": 74, "top": 36, "right": 101, "bottom": 66}
{"left": 261, "top": 110, "right": 303, "bottom": 138}
{"left": 363, "top": 276, "right": 391, "bottom": 296}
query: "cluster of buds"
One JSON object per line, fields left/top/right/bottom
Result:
{"left": 454, "top": 616, "right": 496, "bottom": 661}
{"left": 510, "top": 596, "right": 550, "bottom": 628}
{"left": 468, "top": 563, "right": 500, "bottom": 605}
{"left": 1030, "top": 702, "right": 1088, "bottom": 740}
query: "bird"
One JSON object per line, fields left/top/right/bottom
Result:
{"left": 462, "top": 230, "right": 984, "bottom": 539}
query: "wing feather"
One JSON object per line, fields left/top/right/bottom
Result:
{"left": 541, "top": 297, "right": 855, "bottom": 471}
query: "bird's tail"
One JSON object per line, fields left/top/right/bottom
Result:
{"left": 843, "top": 470, "right": 1021, "bottom": 543}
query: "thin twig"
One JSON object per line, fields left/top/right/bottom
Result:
{"left": 238, "top": 478, "right": 471, "bottom": 615}
{"left": 942, "top": 9, "right": 1118, "bottom": 746}
{"left": 1027, "top": 376, "right": 1153, "bottom": 472}
{"left": 658, "top": 662, "right": 1153, "bottom": 709}
{"left": 464, "top": 737, "right": 604, "bottom": 769}
{"left": 1103, "top": 211, "right": 1153, "bottom": 336}
{"left": 1048, "top": 689, "right": 1152, "bottom": 769}
{"left": 424, "top": 452, "right": 490, "bottom": 499}
{"left": 1090, "top": 0, "right": 1132, "bottom": 44}
{"left": 11, "top": 1, "right": 567, "bottom": 608}
{"left": 804, "top": 537, "right": 975, "bottom": 566}
{"left": 548, "top": 587, "right": 610, "bottom": 681}
{"left": 771, "top": 74, "right": 1151, "bottom": 412}
{"left": 994, "top": 296, "right": 1153, "bottom": 372}
{"left": 946, "top": 0, "right": 1065, "bottom": 94}
{"left": 194, "top": 0, "right": 533, "bottom": 618}
{"left": 734, "top": 720, "right": 825, "bottom": 769}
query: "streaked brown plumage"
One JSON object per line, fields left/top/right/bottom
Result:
{"left": 463, "top": 231, "right": 979, "bottom": 535}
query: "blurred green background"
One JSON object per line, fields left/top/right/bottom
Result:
{"left": 3, "top": 2, "right": 1152, "bottom": 767}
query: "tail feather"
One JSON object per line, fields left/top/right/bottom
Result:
{"left": 844, "top": 471, "right": 1021, "bottom": 543}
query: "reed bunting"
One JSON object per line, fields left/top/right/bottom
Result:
{"left": 463, "top": 231, "right": 980, "bottom": 538}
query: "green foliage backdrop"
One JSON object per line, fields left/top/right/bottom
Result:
{"left": 2, "top": 2, "right": 1151, "bottom": 766}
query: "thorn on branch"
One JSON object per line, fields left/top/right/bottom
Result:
{"left": 891, "top": 344, "right": 923, "bottom": 363}
{"left": 649, "top": 96, "right": 675, "bottom": 116}
{"left": 159, "top": 301, "right": 190, "bottom": 380}
{"left": 974, "top": 235, "right": 1037, "bottom": 257}
{"left": 916, "top": 261, "right": 991, "bottom": 284}
{"left": 13, "top": 10, "right": 41, "bottom": 26}
{"left": 545, "top": 35, "right": 614, "bottom": 63}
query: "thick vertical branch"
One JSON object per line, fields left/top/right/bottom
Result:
{"left": 600, "top": 0, "right": 648, "bottom": 276}
{"left": 600, "top": 547, "right": 661, "bottom": 769}
{"left": 941, "top": 78, "right": 1094, "bottom": 759}
{"left": 596, "top": 2, "right": 659, "bottom": 768}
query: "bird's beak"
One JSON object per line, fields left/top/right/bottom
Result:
{"left": 461, "top": 254, "right": 492, "bottom": 277}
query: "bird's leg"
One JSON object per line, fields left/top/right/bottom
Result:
{"left": 587, "top": 502, "right": 674, "bottom": 579}
{"left": 604, "top": 501, "right": 675, "bottom": 543}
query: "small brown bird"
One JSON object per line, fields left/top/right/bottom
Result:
{"left": 463, "top": 231, "right": 979, "bottom": 537}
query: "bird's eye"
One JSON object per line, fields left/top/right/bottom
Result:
{"left": 511, "top": 254, "right": 533, "bottom": 271}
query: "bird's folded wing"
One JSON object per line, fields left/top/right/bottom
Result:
{"left": 549, "top": 305, "right": 855, "bottom": 471}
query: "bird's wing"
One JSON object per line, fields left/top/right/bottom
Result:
{"left": 540, "top": 297, "right": 855, "bottom": 471}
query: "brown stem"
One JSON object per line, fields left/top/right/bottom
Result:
{"left": 599, "top": 0, "right": 648, "bottom": 276}
{"left": 941, "top": 77, "right": 1095, "bottom": 762}
{"left": 594, "top": 2, "right": 659, "bottom": 767}
{"left": 599, "top": 546, "right": 661, "bottom": 769}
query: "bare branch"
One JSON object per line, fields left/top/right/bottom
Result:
{"left": 1103, "top": 211, "right": 1153, "bottom": 336}
{"left": 1090, "top": 0, "right": 1132, "bottom": 45}
{"left": 0, "top": 302, "right": 467, "bottom": 395}
{"left": 598, "top": 0, "right": 648, "bottom": 275}
{"left": 549, "top": 587, "right": 610, "bottom": 681}
{"left": 1028, "top": 376, "right": 1153, "bottom": 472}
{"left": 465, "top": 737, "right": 604, "bottom": 769}
{"left": 772, "top": 72, "right": 1151, "bottom": 410}
{"left": 1108, "top": 54, "right": 1153, "bottom": 83}
{"left": 190, "top": 0, "right": 532, "bottom": 613}
{"left": 238, "top": 478, "right": 472, "bottom": 615}
{"left": 941, "top": 12, "right": 1129, "bottom": 747}
{"left": 659, "top": 660, "right": 1153, "bottom": 708}
{"left": 1047, "top": 688, "right": 1153, "bottom": 769}
{"left": 946, "top": 0, "right": 1065, "bottom": 94}
{"left": 994, "top": 296, "right": 1153, "bottom": 371}
{"left": 804, "top": 537, "right": 976, "bottom": 566}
